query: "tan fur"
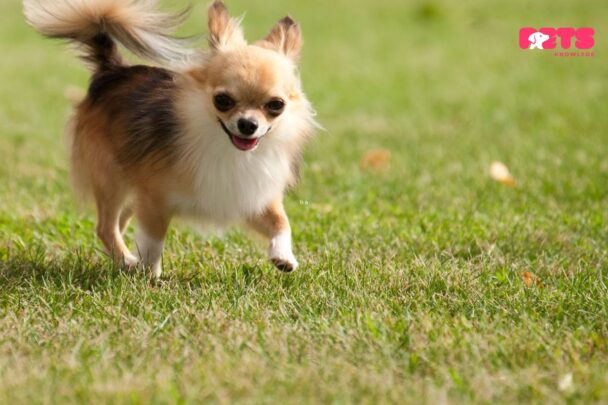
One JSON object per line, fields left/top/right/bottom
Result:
{"left": 69, "top": 102, "right": 129, "bottom": 264}
{"left": 248, "top": 199, "right": 290, "bottom": 237}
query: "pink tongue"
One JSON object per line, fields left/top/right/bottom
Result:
{"left": 231, "top": 135, "right": 258, "bottom": 150}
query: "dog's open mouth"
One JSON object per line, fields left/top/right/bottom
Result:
{"left": 230, "top": 134, "right": 259, "bottom": 151}
{"left": 218, "top": 119, "right": 259, "bottom": 151}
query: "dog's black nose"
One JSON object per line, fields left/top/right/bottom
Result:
{"left": 237, "top": 118, "right": 258, "bottom": 136}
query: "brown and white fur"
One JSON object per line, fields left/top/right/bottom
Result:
{"left": 24, "top": 0, "right": 317, "bottom": 277}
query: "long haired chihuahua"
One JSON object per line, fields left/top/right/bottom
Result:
{"left": 24, "top": 0, "right": 317, "bottom": 277}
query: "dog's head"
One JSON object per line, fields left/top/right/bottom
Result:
{"left": 188, "top": 1, "right": 314, "bottom": 152}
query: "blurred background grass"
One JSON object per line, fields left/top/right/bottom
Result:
{"left": 0, "top": 0, "right": 607, "bottom": 403}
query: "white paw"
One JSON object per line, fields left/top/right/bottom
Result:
{"left": 269, "top": 232, "right": 298, "bottom": 272}
{"left": 149, "top": 261, "right": 162, "bottom": 279}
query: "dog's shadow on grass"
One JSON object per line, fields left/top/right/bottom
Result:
{"left": 0, "top": 246, "right": 281, "bottom": 292}
{"left": 0, "top": 246, "right": 162, "bottom": 291}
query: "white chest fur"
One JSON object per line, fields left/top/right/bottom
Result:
{"left": 171, "top": 122, "right": 293, "bottom": 225}
{"left": 171, "top": 82, "right": 305, "bottom": 225}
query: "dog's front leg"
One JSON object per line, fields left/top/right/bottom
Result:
{"left": 248, "top": 199, "right": 298, "bottom": 272}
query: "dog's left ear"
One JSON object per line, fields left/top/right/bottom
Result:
{"left": 259, "top": 16, "right": 302, "bottom": 62}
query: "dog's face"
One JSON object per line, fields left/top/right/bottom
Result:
{"left": 205, "top": 47, "right": 299, "bottom": 151}
{"left": 190, "top": 2, "right": 307, "bottom": 152}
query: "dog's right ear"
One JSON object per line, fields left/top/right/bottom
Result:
{"left": 258, "top": 16, "right": 302, "bottom": 62}
{"left": 207, "top": 0, "right": 246, "bottom": 51}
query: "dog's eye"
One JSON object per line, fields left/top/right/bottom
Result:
{"left": 265, "top": 98, "right": 285, "bottom": 116}
{"left": 213, "top": 93, "right": 236, "bottom": 112}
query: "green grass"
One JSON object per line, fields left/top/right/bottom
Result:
{"left": 1, "top": 0, "right": 607, "bottom": 403}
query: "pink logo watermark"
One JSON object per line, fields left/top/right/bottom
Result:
{"left": 519, "top": 27, "right": 595, "bottom": 57}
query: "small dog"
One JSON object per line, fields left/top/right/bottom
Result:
{"left": 24, "top": 0, "right": 317, "bottom": 277}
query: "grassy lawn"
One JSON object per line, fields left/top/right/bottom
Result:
{"left": 1, "top": 0, "right": 607, "bottom": 403}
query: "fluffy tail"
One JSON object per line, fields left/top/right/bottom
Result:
{"left": 23, "top": 0, "right": 191, "bottom": 71}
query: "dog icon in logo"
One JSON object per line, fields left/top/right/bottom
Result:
{"left": 528, "top": 31, "right": 550, "bottom": 49}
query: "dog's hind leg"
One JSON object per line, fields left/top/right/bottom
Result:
{"left": 118, "top": 205, "right": 134, "bottom": 235}
{"left": 247, "top": 198, "right": 298, "bottom": 272}
{"left": 94, "top": 187, "right": 139, "bottom": 268}
{"left": 70, "top": 108, "right": 138, "bottom": 268}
